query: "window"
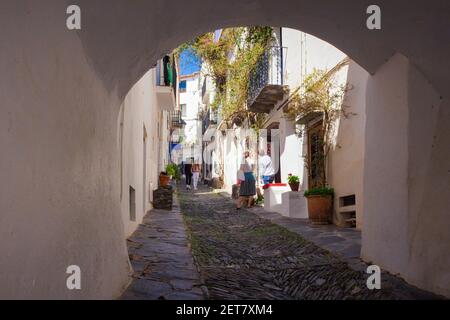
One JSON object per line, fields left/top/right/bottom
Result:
{"left": 180, "top": 104, "right": 187, "bottom": 117}
{"left": 307, "top": 121, "right": 325, "bottom": 189}
{"left": 129, "top": 186, "right": 136, "bottom": 222}
{"left": 143, "top": 126, "right": 147, "bottom": 212}
{"left": 179, "top": 80, "right": 187, "bottom": 93}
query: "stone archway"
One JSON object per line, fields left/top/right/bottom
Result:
{"left": 77, "top": 0, "right": 450, "bottom": 101}
{"left": 0, "top": 0, "right": 448, "bottom": 298}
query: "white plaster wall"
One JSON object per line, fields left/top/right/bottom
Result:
{"left": 281, "top": 28, "right": 302, "bottom": 89}
{"left": 0, "top": 1, "right": 130, "bottom": 299}
{"left": 159, "top": 111, "right": 171, "bottom": 173}
{"left": 362, "top": 53, "right": 450, "bottom": 297}
{"left": 302, "top": 33, "right": 347, "bottom": 76}
{"left": 223, "top": 129, "right": 240, "bottom": 194}
{"left": 328, "top": 61, "right": 369, "bottom": 229}
{"left": 280, "top": 118, "right": 302, "bottom": 182}
{"left": 263, "top": 109, "right": 302, "bottom": 186}
{"left": 180, "top": 74, "right": 203, "bottom": 162}
{"left": 405, "top": 69, "right": 449, "bottom": 297}
{"left": 119, "top": 69, "right": 162, "bottom": 237}
{"left": 363, "top": 54, "right": 410, "bottom": 275}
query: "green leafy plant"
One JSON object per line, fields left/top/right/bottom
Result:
{"left": 255, "top": 194, "right": 264, "bottom": 205}
{"left": 304, "top": 187, "right": 334, "bottom": 197}
{"left": 176, "top": 27, "right": 274, "bottom": 125}
{"left": 287, "top": 174, "right": 300, "bottom": 184}
{"left": 165, "top": 163, "right": 181, "bottom": 181}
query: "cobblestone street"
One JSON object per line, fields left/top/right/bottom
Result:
{"left": 121, "top": 195, "right": 204, "bottom": 300}
{"left": 177, "top": 186, "right": 439, "bottom": 300}
{"left": 122, "top": 185, "right": 440, "bottom": 300}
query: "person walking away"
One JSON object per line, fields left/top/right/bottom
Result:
{"left": 259, "top": 149, "right": 275, "bottom": 185}
{"left": 184, "top": 159, "right": 193, "bottom": 190}
{"left": 192, "top": 161, "right": 200, "bottom": 191}
{"left": 239, "top": 151, "right": 256, "bottom": 208}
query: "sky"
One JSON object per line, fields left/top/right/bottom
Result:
{"left": 179, "top": 48, "right": 202, "bottom": 75}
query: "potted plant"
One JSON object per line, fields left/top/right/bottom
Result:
{"left": 165, "top": 163, "right": 181, "bottom": 182}
{"left": 159, "top": 171, "right": 170, "bottom": 187}
{"left": 287, "top": 174, "right": 300, "bottom": 192}
{"left": 304, "top": 187, "right": 334, "bottom": 224}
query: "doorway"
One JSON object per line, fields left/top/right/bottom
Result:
{"left": 266, "top": 123, "right": 281, "bottom": 183}
{"left": 143, "top": 125, "right": 148, "bottom": 212}
{"left": 307, "top": 120, "right": 324, "bottom": 189}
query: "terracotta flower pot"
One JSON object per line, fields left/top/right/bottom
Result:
{"left": 306, "top": 195, "right": 332, "bottom": 225}
{"left": 289, "top": 182, "right": 300, "bottom": 192}
{"left": 159, "top": 174, "right": 170, "bottom": 187}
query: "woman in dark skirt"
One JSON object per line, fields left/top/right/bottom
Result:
{"left": 237, "top": 152, "right": 256, "bottom": 209}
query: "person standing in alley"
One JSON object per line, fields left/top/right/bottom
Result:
{"left": 192, "top": 160, "right": 201, "bottom": 191}
{"left": 236, "top": 163, "right": 247, "bottom": 210}
{"left": 184, "top": 158, "right": 193, "bottom": 190}
{"left": 238, "top": 151, "right": 256, "bottom": 208}
{"left": 259, "top": 149, "right": 275, "bottom": 185}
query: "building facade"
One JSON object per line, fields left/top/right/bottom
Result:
{"left": 119, "top": 55, "right": 176, "bottom": 237}
{"left": 171, "top": 72, "right": 203, "bottom": 167}
{"left": 202, "top": 28, "right": 369, "bottom": 229}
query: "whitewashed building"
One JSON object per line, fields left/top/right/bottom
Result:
{"left": 202, "top": 28, "right": 370, "bottom": 229}
{"left": 119, "top": 55, "right": 176, "bottom": 237}
{"left": 172, "top": 72, "right": 203, "bottom": 166}
{"left": 247, "top": 28, "right": 369, "bottom": 229}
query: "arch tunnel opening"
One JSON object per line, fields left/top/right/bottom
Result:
{"left": 1, "top": 1, "right": 449, "bottom": 300}
{"left": 117, "top": 23, "right": 448, "bottom": 300}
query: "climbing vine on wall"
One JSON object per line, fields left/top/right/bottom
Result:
{"left": 176, "top": 26, "right": 274, "bottom": 126}
{"left": 284, "top": 58, "right": 352, "bottom": 187}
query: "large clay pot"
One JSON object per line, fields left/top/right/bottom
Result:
{"left": 159, "top": 174, "right": 170, "bottom": 187}
{"left": 289, "top": 182, "right": 300, "bottom": 192}
{"left": 306, "top": 195, "right": 332, "bottom": 225}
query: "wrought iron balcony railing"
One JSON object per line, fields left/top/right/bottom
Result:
{"left": 247, "top": 46, "right": 286, "bottom": 110}
{"left": 170, "top": 110, "right": 184, "bottom": 128}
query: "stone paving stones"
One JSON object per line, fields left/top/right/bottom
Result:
{"left": 121, "top": 197, "right": 204, "bottom": 300}
{"left": 122, "top": 185, "right": 440, "bottom": 300}
{"left": 178, "top": 187, "right": 441, "bottom": 300}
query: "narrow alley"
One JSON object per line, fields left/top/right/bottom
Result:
{"left": 123, "top": 185, "right": 438, "bottom": 300}
{"left": 2, "top": 2, "right": 450, "bottom": 301}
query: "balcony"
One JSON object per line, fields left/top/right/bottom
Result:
{"left": 156, "top": 55, "right": 177, "bottom": 111}
{"left": 170, "top": 110, "right": 185, "bottom": 128}
{"left": 247, "top": 46, "right": 287, "bottom": 113}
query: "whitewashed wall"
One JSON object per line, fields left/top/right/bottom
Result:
{"left": 362, "top": 53, "right": 450, "bottom": 297}
{"left": 179, "top": 74, "right": 203, "bottom": 163}
{"left": 328, "top": 62, "right": 370, "bottom": 229}
{"left": 119, "top": 69, "right": 166, "bottom": 237}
